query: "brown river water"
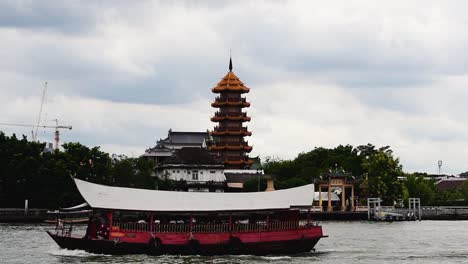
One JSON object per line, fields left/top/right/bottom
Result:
{"left": 1, "top": 221, "right": 467, "bottom": 263}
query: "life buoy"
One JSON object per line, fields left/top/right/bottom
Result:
{"left": 148, "top": 237, "right": 162, "bottom": 255}
{"left": 229, "top": 237, "right": 244, "bottom": 254}
{"left": 187, "top": 239, "right": 202, "bottom": 254}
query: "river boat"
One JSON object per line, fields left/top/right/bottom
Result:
{"left": 47, "top": 178, "right": 326, "bottom": 255}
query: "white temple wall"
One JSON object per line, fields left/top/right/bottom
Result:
{"left": 162, "top": 168, "right": 226, "bottom": 182}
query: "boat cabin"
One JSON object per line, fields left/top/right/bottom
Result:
{"left": 47, "top": 178, "right": 326, "bottom": 255}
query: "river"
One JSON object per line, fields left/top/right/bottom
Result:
{"left": 1, "top": 221, "right": 467, "bottom": 263}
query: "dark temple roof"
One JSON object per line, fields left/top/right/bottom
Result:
{"left": 163, "top": 147, "right": 222, "bottom": 165}
{"left": 160, "top": 130, "right": 209, "bottom": 145}
{"left": 145, "top": 130, "right": 210, "bottom": 155}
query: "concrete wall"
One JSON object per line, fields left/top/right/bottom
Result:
{"left": 421, "top": 207, "right": 468, "bottom": 220}
{"left": 393, "top": 207, "right": 468, "bottom": 220}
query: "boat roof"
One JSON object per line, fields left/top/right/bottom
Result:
{"left": 74, "top": 178, "right": 314, "bottom": 212}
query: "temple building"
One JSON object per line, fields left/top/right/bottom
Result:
{"left": 142, "top": 129, "right": 210, "bottom": 164}
{"left": 208, "top": 58, "right": 253, "bottom": 169}
{"left": 142, "top": 59, "right": 262, "bottom": 192}
{"left": 155, "top": 147, "right": 225, "bottom": 192}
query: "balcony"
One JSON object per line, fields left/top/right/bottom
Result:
{"left": 223, "top": 156, "right": 254, "bottom": 165}
{"left": 211, "top": 112, "right": 251, "bottom": 122}
{"left": 211, "top": 97, "right": 250, "bottom": 108}
{"left": 212, "top": 126, "right": 251, "bottom": 136}
{"left": 209, "top": 142, "right": 253, "bottom": 152}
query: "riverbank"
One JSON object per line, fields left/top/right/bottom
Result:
{"left": 1, "top": 207, "right": 468, "bottom": 222}
{"left": 0, "top": 208, "right": 50, "bottom": 223}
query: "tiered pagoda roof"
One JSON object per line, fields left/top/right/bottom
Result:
{"left": 212, "top": 71, "right": 250, "bottom": 94}
{"left": 209, "top": 58, "right": 253, "bottom": 168}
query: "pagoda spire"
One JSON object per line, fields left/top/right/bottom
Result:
{"left": 229, "top": 57, "right": 233, "bottom": 72}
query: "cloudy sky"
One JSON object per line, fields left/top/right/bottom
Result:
{"left": 1, "top": 1, "right": 467, "bottom": 174}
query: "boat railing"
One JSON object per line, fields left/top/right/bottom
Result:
{"left": 192, "top": 224, "right": 230, "bottom": 233}
{"left": 114, "top": 220, "right": 318, "bottom": 234}
{"left": 117, "top": 222, "right": 150, "bottom": 232}
{"left": 232, "top": 223, "right": 267, "bottom": 232}
{"left": 154, "top": 224, "right": 191, "bottom": 233}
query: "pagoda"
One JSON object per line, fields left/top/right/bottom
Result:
{"left": 209, "top": 58, "right": 253, "bottom": 169}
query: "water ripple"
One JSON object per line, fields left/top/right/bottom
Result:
{"left": 1, "top": 221, "right": 467, "bottom": 264}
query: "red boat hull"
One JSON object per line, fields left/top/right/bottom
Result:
{"left": 47, "top": 228, "right": 326, "bottom": 255}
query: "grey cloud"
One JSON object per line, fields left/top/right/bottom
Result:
{"left": 2, "top": 1, "right": 468, "bottom": 174}
{"left": 0, "top": 1, "right": 98, "bottom": 34}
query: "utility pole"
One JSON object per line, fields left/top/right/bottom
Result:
{"left": 438, "top": 160, "right": 443, "bottom": 176}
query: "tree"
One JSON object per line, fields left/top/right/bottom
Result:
{"left": 111, "top": 155, "right": 155, "bottom": 189}
{"left": 62, "top": 142, "right": 112, "bottom": 185}
{"left": 243, "top": 177, "right": 267, "bottom": 192}
{"left": 362, "top": 150, "right": 403, "bottom": 205}
{"left": 403, "top": 174, "right": 436, "bottom": 205}
{"left": 0, "top": 132, "right": 156, "bottom": 208}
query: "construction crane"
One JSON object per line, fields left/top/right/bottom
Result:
{"left": 0, "top": 120, "right": 72, "bottom": 150}
{"left": 33, "top": 81, "right": 48, "bottom": 141}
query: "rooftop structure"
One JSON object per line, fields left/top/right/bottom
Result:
{"left": 142, "top": 129, "right": 210, "bottom": 163}
{"left": 435, "top": 177, "right": 467, "bottom": 192}
{"left": 209, "top": 58, "right": 253, "bottom": 169}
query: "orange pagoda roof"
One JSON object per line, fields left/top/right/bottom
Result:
{"left": 212, "top": 71, "right": 250, "bottom": 94}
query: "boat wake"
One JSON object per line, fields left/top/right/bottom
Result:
{"left": 260, "top": 256, "right": 292, "bottom": 260}
{"left": 47, "top": 247, "right": 111, "bottom": 257}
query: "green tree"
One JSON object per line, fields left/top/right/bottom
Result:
{"left": 111, "top": 155, "right": 155, "bottom": 189}
{"left": 243, "top": 177, "right": 267, "bottom": 192}
{"left": 62, "top": 142, "right": 112, "bottom": 184}
{"left": 362, "top": 150, "right": 403, "bottom": 205}
{"left": 403, "top": 174, "right": 436, "bottom": 205}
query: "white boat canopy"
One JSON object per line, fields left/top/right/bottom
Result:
{"left": 74, "top": 178, "right": 315, "bottom": 212}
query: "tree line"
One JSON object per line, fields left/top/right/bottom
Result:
{"left": 246, "top": 144, "right": 468, "bottom": 206}
{"left": 0, "top": 132, "right": 156, "bottom": 208}
{"left": 1, "top": 132, "right": 467, "bottom": 208}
